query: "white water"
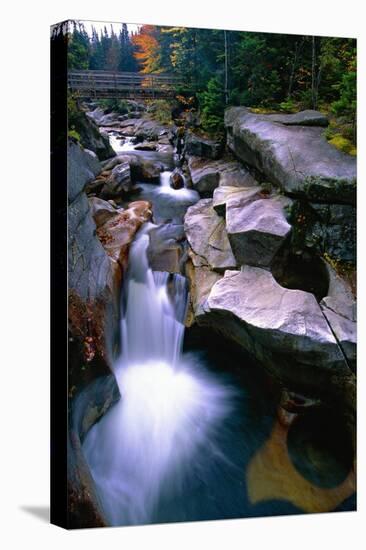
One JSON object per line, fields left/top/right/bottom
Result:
{"left": 83, "top": 221, "right": 233, "bottom": 526}
{"left": 109, "top": 134, "right": 135, "bottom": 154}
{"left": 157, "top": 170, "right": 199, "bottom": 202}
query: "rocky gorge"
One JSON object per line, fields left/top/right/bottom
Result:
{"left": 67, "top": 100, "right": 356, "bottom": 526}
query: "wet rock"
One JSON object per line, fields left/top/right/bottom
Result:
{"left": 226, "top": 195, "right": 292, "bottom": 267}
{"left": 135, "top": 158, "right": 165, "bottom": 182}
{"left": 187, "top": 156, "right": 258, "bottom": 197}
{"left": 97, "top": 201, "right": 152, "bottom": 268}
{"left": 184, "top": 199, "right": 236, "bottom": 272}
{"left": 102, "top": 153, "right": 164, "bottom": 183}
{"left": 88, "top": 197, "right": 118, "bottom": 227}
{"left": 185, "top": 132, "right": 223, "bottom": 159}
{"left": 100, "top": 162, "right": 131, "bottom": 199}
{"left": 170, "top": 168, "right": 185, "bottom": 189}
{"left": 147, "top": 223, "right": 185, "bottom": 273}
{"left": 87, "top": 109, "right": 121, "bottom": 127}
{"left": 185, "top": 253, "right": 223, "bottom": 325}
{"left": 68, "top": 374, "right": 120, "bottom": 528}
{"left": 225, "top": 107, "right": 356, "bottom": 205}
{"left": 134, "top": 142, "right": 157, "bottom": 151}
{"left": 198, "top": 267, "right": 353, "bottom": 396}
{"left": 134, "top": 119, "right": 171, "bottom": 142}
{"left": 320, "top": 261, "right": 356, "bottom": 370}
{"left": 102, "top": 154, "right": 134, "bottom": 171}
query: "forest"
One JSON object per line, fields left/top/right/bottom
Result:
{"left": 67, "top": 21, "right": 356, "bottom": 150}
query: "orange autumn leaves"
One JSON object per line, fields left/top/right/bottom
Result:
{"left": 132, "top": 25, "right": 162, "bottom": 74}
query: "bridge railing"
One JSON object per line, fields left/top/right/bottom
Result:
{"left": 68, "top": 70, "right": 190, "bottom": 98}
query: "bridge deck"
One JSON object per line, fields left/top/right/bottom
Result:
{"left": 68, "top": 70, "right": 192, "bottom": 99}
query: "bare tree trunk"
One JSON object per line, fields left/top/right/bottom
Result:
{"left": 311, "top": 36, "right": 317, "bottom": 109}
{"left": 288, "top": 38, "right": 304, "bottom": 98}
{"left": 193, "top": 29, "right": 198, "bottom": 89}
{"left": 224, "top": 30, "right": 229, "bottom": 104}
{"left": 314, "top": 64, "right": 322, "bottom": 109}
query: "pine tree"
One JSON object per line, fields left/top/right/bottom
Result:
{"left": 67, "top": 21, "right": 90, "bottom": 70}
{"left": 89, "top": 26, "right": 104, "bottom": 69}
{"left": 198, "top": 75, "right": 225, "bottom": 134}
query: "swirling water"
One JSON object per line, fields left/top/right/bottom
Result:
{"left": 83, "top": 216, "right": 235, "bottom": 526}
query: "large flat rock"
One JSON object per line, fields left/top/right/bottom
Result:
{"left": 184, "top": 199, "right": 236, "bottom": 272}
{"left": 198, "top": 267, "right": 352, "bottom": 394}
{"left": 226, "top": 195, "right": 292, "bottom": 267}
{"left": 225, "top": 107, "right": 356, "bottom": 204}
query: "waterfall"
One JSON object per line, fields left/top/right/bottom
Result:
{"left": 83, "top": 223, "right": 233, "bottom": 527}
{"left": 119, "top": 224, "right": 187, "bottom": 368}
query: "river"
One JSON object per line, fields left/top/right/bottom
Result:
{"left": 81, "top": 133, "right": 355, "bottom": 527}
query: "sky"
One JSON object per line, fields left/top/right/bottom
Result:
{"left": 80, "top": 19, "right": 141, "bottom": 37}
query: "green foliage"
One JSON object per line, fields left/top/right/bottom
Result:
{"left": 67, "top": 92, "right": 85, "bottom": 131}
{"left": 67, "top": 22, "right": 90, "bottom": 69}
{"left": 198, "top": 76, "right": 226, "bottom": 134}
{"left": 323, "top": 116, "right": 356, "bottom": 155}
{"left": 98, "top": 98, "right": 129, "bottom": 115}
{"left": 146, "top": 100, "right": 172, "bottom": 124}
{"left": 297, "top": 89, "right": 314, "bottom": 109}
{"left": 328, "top": 135, "right": 356, "bottom": 155}
{"left": 331, "top": 70, "right": 356, "bottom": 120}
{"left": 68, "top": 129, "right": 81, "bottom": 142}
{"left": 230, "top": 34, "right": 284, "bottom": 107}
{"left": 68, "top": 21, "right": 137, "bottom": 72}
{"left": 65, "top": 22, "right": 357, "bottom": 141}
{"left": 279, "top": 98, "right": 298, "bottom": 112}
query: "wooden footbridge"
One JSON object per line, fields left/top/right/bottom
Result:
{"left": 68, "top": 70, "right": 193, "bottom": 99}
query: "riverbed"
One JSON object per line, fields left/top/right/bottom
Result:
{"left": 80, "top": 130, "right": 356, "bottom": 527}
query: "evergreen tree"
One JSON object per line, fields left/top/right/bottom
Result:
{"left": 198, "top": 75, "right": 226, "bottom": 133}
{"left": 89, "top": 26, "right": 104, "bottom": 70}
{"left": 67, "top": 21, "right": 90, "bottom": 70}
{"left": 106, "top": 27, "right": 120, "bottom": 70}
{"left": 118, "top": 24, "right": 137, "bottom": 72}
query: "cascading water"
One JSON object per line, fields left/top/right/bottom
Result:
{"left": 83, "top": 223, "right": 234, "bottom": 526}
{"left": 109, "top": 134, "right": 135, "bottom": 154}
